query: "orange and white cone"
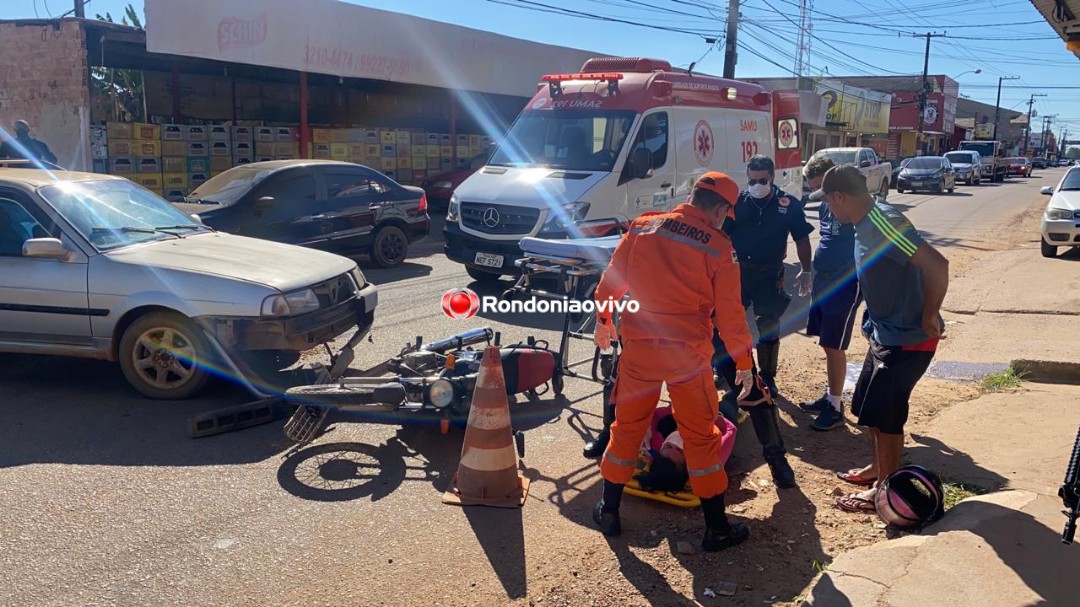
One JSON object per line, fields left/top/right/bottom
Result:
{"left": 442, "top": 345, "right": 530, "bottom": 508}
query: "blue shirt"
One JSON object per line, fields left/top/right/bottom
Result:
{"left": 727, "top": 185, "right": 814, "bottom": 266}
{"left": 854, "top": 201, "right": 940, "bottom": 346}
{"left": 813, "top": 199, "right": 857, "bottom": 275}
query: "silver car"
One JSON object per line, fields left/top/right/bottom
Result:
{"left": 0, "top": 170, "right": 378, "bottom": 399}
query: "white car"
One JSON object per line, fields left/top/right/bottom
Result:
{"left": 1040, "top": 166, "right": 1080, "bottom": 258}
{"left": 0, "top": 170, "right": 378, "bottom": 399}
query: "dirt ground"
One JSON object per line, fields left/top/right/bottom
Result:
{"left": 497, "top": 193, "right": 1046, "bottom": 607}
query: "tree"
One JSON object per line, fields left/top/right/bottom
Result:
{"left": 1067, "top": 147, "right": 1080, "bottom": 161}
{"left": 92, "top": 4, "right": 145, "bottom": 122}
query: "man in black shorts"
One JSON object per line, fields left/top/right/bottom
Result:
{"left": 799, "top": 156, "right": 862, "bottom": 431}
{"left": 807, "top": 166, "right": 950, "bottom": 514}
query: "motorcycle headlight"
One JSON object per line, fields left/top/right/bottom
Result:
{"left": 539, "top": 202, "right": 590, "bottom": 235}
{"left": 261, "top": 288, "right": 320, "bottom": 317}
{"left": 1046, "top": 207, "right": 1073, "bottom": 221}
{"left": 428, "top": 378, "right": 455, "bottom": 408}
{"left": 447, "top": 193, "right": 460, "bottom": 221}
{"left": 432, "top": 180, "right": 453, "bottom": 190}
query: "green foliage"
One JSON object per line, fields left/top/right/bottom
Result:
{"left": 979, "top": 368, "right": 1025, "bottom": 393}
{"left": 942, "top": 481, "right": 989, "bottom": 510}
{"left": 91, "top": 4, "right": 144, "bottom": 122}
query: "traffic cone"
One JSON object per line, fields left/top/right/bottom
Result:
{"left": 443, "top": 345, "right": 530, "bottom": 508}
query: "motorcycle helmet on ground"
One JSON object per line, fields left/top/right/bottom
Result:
{"left": 874, "top": 464, "right": 945, "bottom": 530}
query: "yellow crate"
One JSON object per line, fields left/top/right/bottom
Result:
{"left": 255, "top": 141, "right": 276, "bottom": 156}
{"left": 163, "top": 173, "right": 188, "bottom": 188}
{"left": 380, "top": 130, "right": 396, "bottom": 144}
{"left": 440, "top": 146, "right": 453, "bottom": 157}
{"left": 313, "top": 143, "right": 331, "bottom": 159}
{"left": 381, "top": 157, "right": 398, "bottom": 171}
{"left": 329, "top": 129, "right": 348, "bottom": 144}
{"left": 426, "top": 145, "right": 440, "bottom": 158}
{"left": 162, "top": 157, "right": 186, "bottom": 173}
{"left": 108, "top": 140, "right": 136, "bottom": 157}
{"left": 348, "top": 143, "right": 366, "bottom": 158}
{"left": 274, "top": 142, "right": 297, "bottom": 156}
{"left": 133, "top": 173, "right": 163, "bottom": 189}
{"left": 162, "top": 141, "right": 186, "bottom": 157}
{"left": 397, "top": 157, "right": 413, "bottom": 170}
{"left": 107, "top": 122, "right": 135, "bottom": 140}
{"left": 330, "top": 143, "right": 349, "bottom": 159}
{"left": 210, "top": 156, "right": 232, "bottom": 172}
{"left": 134, "top": 123, "right": 160, "bottom": 141}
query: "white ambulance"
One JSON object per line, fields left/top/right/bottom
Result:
{"left": 443, "top": 57, "right": 804, "bottom": 282}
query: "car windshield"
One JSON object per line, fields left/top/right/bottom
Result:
{"left": 960, "top": 142, "right": 995, "bottom": 157}
{"left": 38, "top": 179, "right": 208, "bottom": 251}
{"left": 488, "top": 109, "right": 635, "bottom": 172}
{"left": 1060, "top": 169, "right": 1080, "bottom": 191}
{"left": 945, "top": 153, "right": 974, "bottom": 164}
{"left": 813, "top": 150, "right": 857, "bottom": 165}
{"left": 187, "top": 166, "right": 275, "bottom": 206}
{"left": 907, "top": 157, "right": 942, "bottom": 169}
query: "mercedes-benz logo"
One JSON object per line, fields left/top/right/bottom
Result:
{"left": 482, "top": 207, "right": 500, "bottom": 228}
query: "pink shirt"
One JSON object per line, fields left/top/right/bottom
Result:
{"left": 646, "top": 405, "right": 737, "bottom": 465}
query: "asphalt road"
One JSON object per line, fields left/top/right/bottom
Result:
{"left": 0, "top": 170, "right": 1061, "bottom": 606}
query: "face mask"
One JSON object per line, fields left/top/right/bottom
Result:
{"left": 748, "top": 183, "right": 771, "bottom": 199}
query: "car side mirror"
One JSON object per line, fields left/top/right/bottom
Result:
{"left": 253, "top": 195, "right": 274, "bottom": 216}
{"left": 630, "top": 147, "right": 653, "bottom": 180}
{"left": 23, "top": 237, "right": 71, "bottom": 260}
{"left": 859, "top": 160, "right": 872, "bottom": 168}
{"left": 1041, "top": 186, "right": 1054, "bottom": 195}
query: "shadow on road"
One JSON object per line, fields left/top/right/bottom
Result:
{"left": 357, "top": 260, "right": 435, "bottom": 282}
{"left": 464, "top": 506, "right": 527, "bottom": 599}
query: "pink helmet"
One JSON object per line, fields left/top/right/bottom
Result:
{"left": 874, "top": 465, "right": 945, "bottom": 529}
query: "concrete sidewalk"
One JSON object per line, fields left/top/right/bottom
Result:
{"left": 800, "top": 383, "right": 1080, "bottom": 606}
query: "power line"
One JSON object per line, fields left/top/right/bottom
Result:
{"left": 483, "top": 0, "right": 718, "bottom": 37}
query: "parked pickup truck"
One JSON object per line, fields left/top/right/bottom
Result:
{"left": 806, "top": 147, "right": 891, "bottom": 200}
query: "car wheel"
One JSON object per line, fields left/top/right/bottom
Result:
{"left": 466, "top": 266, "right": 502, "bottom": 284}
{"left": 879, "top": 179, "right": 889, "bottom": 200}
{"left": 371, "top": 225, "right": 408, "bottom": 268}
{"left": 1041, "top": 240, "right": 1059, "bottom": 258}
{"left": 118, "top": 311, "right": 211, "bottom": 400}
{"left": 896, "top": 187, "right": 904, "bottom": 194}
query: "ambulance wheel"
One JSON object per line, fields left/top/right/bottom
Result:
{"left": 467, "top": 266, "right": 501, "bottom": 284}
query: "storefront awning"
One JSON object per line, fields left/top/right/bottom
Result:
{"left": 144, "top": 0, "right": 605, "bottom": 98}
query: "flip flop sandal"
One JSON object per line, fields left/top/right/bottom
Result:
{"left": 836, "top": 494, "right": 877, "bottom": 513}
{"left": 836, "top": 469, "right": 877, "bottom": 486}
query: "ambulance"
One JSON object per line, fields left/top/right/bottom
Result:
{"left": 443, "top": 57, "right": 804, "bottom": 282}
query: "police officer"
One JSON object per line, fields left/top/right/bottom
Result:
{"left": 0, "top": 120, "right": 57, "bottom": 165}
{"left": 591, "top": 172, "right": 754, "bottom": 552}
{"left": 712, "top": 154, "right": 812, "bottom": 489}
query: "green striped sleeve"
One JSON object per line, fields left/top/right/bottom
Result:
{"left": 868, "top": 207, "right": 918, "bottom": 257}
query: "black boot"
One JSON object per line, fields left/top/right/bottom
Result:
{"left": 748, "top": 404, "right": 796, "bottom": 489}
{"left": 593, "top": 481, "right": 624, "bottom": 536}
{"left": 756, "top": 341, "right": 781, "bottom": 398}
{"left": 700, "top": 494, "right": 750, "bottom": 552}
{"left": 583, "top": 381, "right": 615, "bottom": 458}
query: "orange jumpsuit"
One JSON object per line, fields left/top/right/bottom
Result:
{"left": 595, "top": 203, "right": 754, "bottom": 499}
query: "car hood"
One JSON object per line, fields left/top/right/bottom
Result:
{"left": 949, "top": 163, "right": 973, "bottom": 170}
{"left": 1050, "top": 190, "right": 1080, "bottom": 211}
{"left": 104, "top": 232, "right": 357, "bottom": 292}
{"left": 902, "top": 168, "right": 940, "bottom": 176}
{"left": 453, "top": 167, "right": 606, "bottom": 209}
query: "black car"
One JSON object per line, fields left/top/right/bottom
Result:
{"left": 177, "top": 160, "right": 429, "bottom": 267}
{"left": 895, "top": 156, "right": 956, "bottom": 194}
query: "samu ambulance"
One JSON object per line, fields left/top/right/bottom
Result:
{"left": 443, "top": 57, "right": 803, "bottom": 282}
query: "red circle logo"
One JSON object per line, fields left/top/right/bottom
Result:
{"left": 442, "top": 288, "right": 480, "bottom": 319}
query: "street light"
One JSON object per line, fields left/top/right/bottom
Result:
{"left": 953, "top": 69, "right": 983, "bottom": 79}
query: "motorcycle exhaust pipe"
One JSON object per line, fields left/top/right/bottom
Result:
{"left": 420, "top": 327, "right": 493, "bottom": 353}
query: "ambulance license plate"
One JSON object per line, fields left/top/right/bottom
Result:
{"left": 474, "top": 252, "right": 503, "bottom": 268}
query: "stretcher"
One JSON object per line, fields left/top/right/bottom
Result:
{"left": 504, "top": 218, "right": 627, "bottom": 385}
{"left": 625, "top": 454, "right": 701, "bottom": 508}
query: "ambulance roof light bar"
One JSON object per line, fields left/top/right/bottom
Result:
{"left": 541, "top": 73, "right": 624, "bottom": 97}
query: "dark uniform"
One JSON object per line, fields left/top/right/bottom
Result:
{"left": 0, "top": 134, "right": 57, "bottom": 165}
{"left": 710, "top": 183, "right": 811, "bottom": 489}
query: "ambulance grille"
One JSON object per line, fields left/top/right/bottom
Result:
{"left": 461, "top": 202, "right": 540, "bottom": 235}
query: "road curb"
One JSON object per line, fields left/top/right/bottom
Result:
{"left": 1012, "top": 359, "right": 1080, "bottom": 385}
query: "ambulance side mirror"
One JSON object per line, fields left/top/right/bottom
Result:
{"left": 629, "top": 147, "right": 653, "bottom": 180}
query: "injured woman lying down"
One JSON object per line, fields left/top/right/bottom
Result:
{"left": 635, "top": 405, "right": 738, "bottom": 492}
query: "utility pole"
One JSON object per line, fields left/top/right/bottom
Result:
{"left": 993, "top": 75, "right": 1020, "bottom": 141}
{"left": 1061, "top": 127, "right": 1068, "bottom": 157}
{"left": 911, "top": 32, "right": 946, "bottom": 154}
{"left": 73, "top": 0, "right": 84, "bottom": 18}
{"left": 1022, "top": 93, "right": 1047, "bottom": 156}
{"left": 723, "top": 0, "right": 739, "bottom": 79}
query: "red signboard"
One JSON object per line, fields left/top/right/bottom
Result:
{"left": 889, "top": 77, "right": 957, "bottom": 134}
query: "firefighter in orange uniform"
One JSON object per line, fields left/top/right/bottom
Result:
{"left": 590, "top": 172, "right": 754, "bottom": 552}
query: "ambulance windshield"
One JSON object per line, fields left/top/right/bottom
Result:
{"left": 488, "top": 110, "right": 636, "bottom": 172}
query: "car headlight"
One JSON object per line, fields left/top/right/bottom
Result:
{"left": 350, "top": 267, "right": 367, "bottom": 292}
{"left": 428, "top": 378, "right": 455, "bottom": 408}
{"left": 1046, "top": 207, "right": 1074, "bottom": 221}
{"left": 432, "top": 180, "right": 453, "bottom": 190}
{"left": 539, "top": 202, "right": 590, "bottom": 235}
{"left": 261, "top": 288, "right": 320, "bottom": 317}
{"left": 447, "top": 193, "right": 460, "bottom": 221}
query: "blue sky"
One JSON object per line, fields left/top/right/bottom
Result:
{"left": 7, "top": 0, "right": 1080, "bottom": 144}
